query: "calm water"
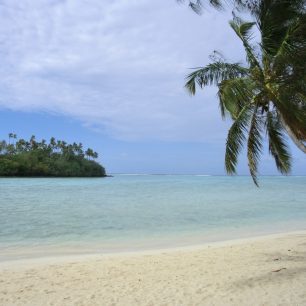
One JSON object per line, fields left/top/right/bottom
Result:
{"left": 0, "top": 175, "right": 306, "bottom": 259}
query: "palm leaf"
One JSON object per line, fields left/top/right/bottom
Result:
{"left": 274, "top": 90, "right": 306, "bottom": 141}
{"left": 177, "top": 0, "right": 226, "bottom": 14}
{"left": 185, "top": 62, "right": 248, "bottom": 95}
{"left": 247, "top": 108, "right": 263, "bottom": 186}
{"left": 218, "top": 77, "right": 254, "bottom": 119}
{"left": 225, "top": 104, "right": 253, "bottom": 174}
{"left": 274, "top": 19, "right": 304, "bottom": 59}
{"left": 258, "top": 0, "right": 305, "bottom": 56}
{"left": 229, "top": 18, "right": 261, "bottom": 69}
{"left": 266, "top": 112, "right": 291, "bottom": 174}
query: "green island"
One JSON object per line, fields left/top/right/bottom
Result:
{"left": 0, "top": 134, "right": 106, "bottom": 177}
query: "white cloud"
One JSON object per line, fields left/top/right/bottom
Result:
{"left": 0, "top": 0, "right": 244, "bottom": 141}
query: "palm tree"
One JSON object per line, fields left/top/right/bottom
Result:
{"left": 78, "top": 143, "right": 84, "bottom": 156}
{"left": 29, "top": 135, "right": 38, "bottom": 150}
{"left": 16, "top": 139, "right": 26, "bottom": 153}
{"left": 8, "top": 133, "right": 17, "bottom": 146}
{"left": 8, "top": 133, "right": 13, "bottom": 145}
{"left": 85, "top": 148, "right": 94, "bottom": 160}
{"left": 92, "top": 152, "right": 98, "bottom": 159}
{"left": 56, "top": 140, "right": 62, "bottom": 153}
{"left": 40, "top": 139, "right": 47, "bottom": 150}
{"left": 185, "top": 0, "right": 306, "bottom": 185}
{"left": 49, "top": 137, "right": 56, "bottom": 151}
{"left": 13, "top": 134, "right": 17, "bottom": 145}
{"left": 50, "top": 137, "right": 56, "bottom": 145}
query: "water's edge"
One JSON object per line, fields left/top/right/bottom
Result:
{"left": 1, "top": 224, "right": 306, "bottom": 263}
{"left": 1, "top": 229, "right": 306, "bottom": 266}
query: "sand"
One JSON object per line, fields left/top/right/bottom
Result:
{"left": 1, "top": 231, "right": 306, "bottom": 306}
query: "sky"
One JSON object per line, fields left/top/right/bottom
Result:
{"left": 0, "top": 0, "right": 305, "bottom": 175}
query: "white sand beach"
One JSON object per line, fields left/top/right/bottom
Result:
{"left": 1, "top": 231, "right": 306, "bottom": 306}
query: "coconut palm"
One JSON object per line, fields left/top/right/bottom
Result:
{"left": 85, "top": 148, "right": 94, "bottom": 160}
{"left": 92, "top": 152, "right": 98, "bottom": 160}
{"left": 185, "top": 0, "right": 306, "bottom": 185}
{"left": 16, "top": 139, "right": 26, "bottom": 153}
{"left": 8, "top": 133, "right": 14, "bottom": 145}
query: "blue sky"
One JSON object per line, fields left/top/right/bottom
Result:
{"left": 0, "top": 0, "right": 305, "bottom": 175}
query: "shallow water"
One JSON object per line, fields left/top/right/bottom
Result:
{"left": 0, "top": 175, "right": 306, "bottom": 259}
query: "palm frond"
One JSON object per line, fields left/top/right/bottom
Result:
{"left": 273, "top": 13, "right": 306, "bottom": 80}
{"left": 225, "top": 104, "right": 253, "bottom": 174}
{"left": 274, "top": 19, "right": 304, "bottom": 59}
{"left": 177, "top": 0, "right": 261, "bottom": 14}
{"left": 258, "top": 0, "right": 306, "bottom": 56}
{"left": 266, "top": 112, "right": 291, "bottom": 174}
{"left": 247, "top": 108, "right": 263, "bottom": 186}
{"left": 229, "top": 18, "right": 261, "bottom": 69}
{"left": 218, "top": 77, "right": 254, "bottom": 119}
{"left": 177, "top": 0, "right": 225, "bottom": 14}
{"left": 274, "top": 91, "right": 306, "bottom": 141}
{"left": 185, "top": 62, "right": 248, "bottom": 95}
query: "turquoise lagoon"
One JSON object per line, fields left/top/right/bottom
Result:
{"left": 0, "top": 175, "right": 306, "bottom": 260}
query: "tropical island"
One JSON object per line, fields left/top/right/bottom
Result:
{"left": 0, "top": 134, "right": 106, "bottom": 177}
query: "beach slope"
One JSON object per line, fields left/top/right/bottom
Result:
{"left": 1, "top": 232, "right": 306, "bottom": 306}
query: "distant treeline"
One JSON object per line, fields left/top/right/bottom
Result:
{"left": 0, "top": 134, "right": 106, "bottom": 177}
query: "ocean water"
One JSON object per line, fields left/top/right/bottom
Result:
{"left": 0, "top": 175, "right": 306, "bottom": 260}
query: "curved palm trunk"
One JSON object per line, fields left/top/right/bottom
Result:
{"left": 279, "top": 115, "right": 306, "bottom": 153}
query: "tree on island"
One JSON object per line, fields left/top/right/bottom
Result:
{"left": 180, "top": 0, "right": 306, "bottom": 185}
{"left": 0, "top": 134, "right": 106, "bottom": 177}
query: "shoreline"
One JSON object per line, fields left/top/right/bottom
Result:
{"left": 1, "top": 230, "right": 306, "bottom": 305}
{"left": 1, "top": 229, "right": 306, "bottom": 266}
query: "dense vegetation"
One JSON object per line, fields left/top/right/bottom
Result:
{"left": 181, "top": 0, "right": 306, "bottom": 185}
{"left": 0, "top": 134, "right": 106, "bottom": 177}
